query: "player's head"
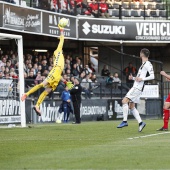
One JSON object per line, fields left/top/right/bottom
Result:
{"left": 140, "top": 48, "right": 150, "bottom": 58}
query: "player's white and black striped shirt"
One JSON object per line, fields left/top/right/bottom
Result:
{"left": 133, "top": 61, "right": 154, "bottom": 91}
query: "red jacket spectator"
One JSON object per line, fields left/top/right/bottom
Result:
{"left": 99, "top": 1, "right": 108, "bottom": 13}
{"left": 89, "top": 2, "right": 98, "bottom": 11}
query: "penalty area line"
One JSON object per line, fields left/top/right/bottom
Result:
{"left": 127, "top": 131, "right": 170, "bottom": 140}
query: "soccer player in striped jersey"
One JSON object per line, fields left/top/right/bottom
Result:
{"left": 117, "top": 48, "right": 155, "bottom": 132}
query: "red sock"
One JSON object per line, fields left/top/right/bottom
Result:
{"left": 163, "top": 109, "right": 169, "bottom": 129}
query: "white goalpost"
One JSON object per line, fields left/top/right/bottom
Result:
{"left": 0, "top": 33, "right": 26, "bottom": 127}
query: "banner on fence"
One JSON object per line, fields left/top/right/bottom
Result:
{"left": 33, "top": 99, "right": 108, "bottom": 123}
{"left": 79, "top": 18, "right": 170, "bottom": 41}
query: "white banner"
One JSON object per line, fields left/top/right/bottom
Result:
{"left": 141, "top": 85, "right": 159, "bottom": 98}
{"left": 0, "top": 79, "right": 13, "bottom": 97}
{"left": 0, "top": 116, "right": 21, "bottom": 123}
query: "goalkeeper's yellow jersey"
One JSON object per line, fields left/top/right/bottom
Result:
{"left": 53, "top": 35, "right": 65, "bottom": 70}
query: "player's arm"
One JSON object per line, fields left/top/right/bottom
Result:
{"left": 53, "top": 29, "right": 64, "bottom": 57}
{"left": 160, "top": 71, "right": 170, "bottom": 80}
{"left": 142, "top": 63, "right": 154, "bottom": 81}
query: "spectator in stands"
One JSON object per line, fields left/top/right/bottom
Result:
{"left": 75, "top": 0, "right": 88, "bottom": 15}
{"left": 84, "top": 64, "right": 92, "bottom": 75}
{"left": 99, "top": 0, "right": 109, "bottom": 18}
{"left": 42, "top": 69, "right": 49, "bottom": 77}
{"left": 72, "top": 63, "right": 79, "bottom": 77}
{"left": 76, "top": 58, "right": 83, "bottom": 74}
{"left": 91, "top": 74, "right": 97, "bottom": 83}
{"left": 1, "top": 56, "right": 7, "bottom": 66}
{"left": 34, "top": 72, "right": 43, "bottom": 85}
{"left": 1, "top": 66, "right": 5, "bottom": 74}
{"left": 11, "top": 54, "right": 17, "bottom": 65}
{"left": 123, "top": 62, "right": 137, "bottom": 87}
{"left": 101, "top": 65, "right": 110, "bottom": 76}
{"left": 38, "top": 65, "right": 42, "bottom": 74}
{"left": 65, "top": 64, "right": 71, "bottom": 74}
{"left": 41, "top": 60, "right": 49, "bottom": 73}
{"left": 79, "top": 71, "right": 86, "bottom": 82}
{"left": 5, "top": 67, "right": 10, "bottom": 75}
{"left": 48, "top": 57, "right": 53, "bottom": 66}
{"left": 27, "top": 63, "right": 33, "bottom": 74}
{"left": 25, "top": 71, "right": 36, "bottom": 88}
{"left": 48, "top": 66, "right": 53, "bottom": 71}
{"left": 60, "top": 0, "right": 68, "bottom": 13}
{"left": 51, "top": 0, "right": 58, "bottom": 12}
{"left": 34, "top": 58, "right": 39, "bottom": 65}
{"left": 81, "top": 74, "right": 92, "bottom": 99}
{"left": 6, "top": 60, "right": 13, "bottom": 69}
{"left": 0, "top": 60, "right": 4, "bottom": 68}
{"left": 0, "top": 70, "right": 4, "bottom": 79}
{"left": 89, "top": 63, "right": 95, "bottom": 73}
{"left": 106, "top": 73, "right": 114, "bottom": 87}
{"left": 33, "top": 63, "right": 39, "bottom": 75}
{"left": 85, "top": 0, "right": 99, "bottom": 17}
{"left": 39, "top": 0, "right": 51, "bottom": 10}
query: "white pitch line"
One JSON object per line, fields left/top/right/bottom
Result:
{"left": 127, "top": 131, "right": 170, "bottom": 140}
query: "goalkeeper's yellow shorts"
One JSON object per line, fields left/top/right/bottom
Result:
{"left": 45, "top": 66, "right": 62, "bottom": 91}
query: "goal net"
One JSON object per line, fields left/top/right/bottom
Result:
{"left": 0, "top": 33, "right": 26, "bottom": 127}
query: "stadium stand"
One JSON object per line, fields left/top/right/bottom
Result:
{"left": 0, "top": 0, "right": 168, "bottom": 19}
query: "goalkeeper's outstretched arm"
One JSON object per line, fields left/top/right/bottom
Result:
{"left": 53, "top": 28, "right": 64, "bottom": 57}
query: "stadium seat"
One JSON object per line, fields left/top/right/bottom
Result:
{"left": 131, "top": 10, "right": 141, "bottom": 17}
{"left": 159, "top": 10, "right": 166, "bottom": 17}
{"left": 122, "top": 10, "right": 131, "bottom": 17}
{"left": 142, "top": 9, "right": 151, "bottom": 17}
{"left": 139, "top": 3, "right": 145, "bottom": 10}
{"left": 156, "top": 3, "right": 165, "bottom": 10}
{"left": 150, "top": 10, "right": 159, "bottom": 17}
{"left": 122, "top": 2, "right": 129, "bottom": 9}
{"left": 112, "top": 3, "right": 120, "bottom": 9}
{"left": 155, "top": 0, "right": 162, "bottom": 2}
{"left": 108, "top": 9, "right": 113, "bottom": 16}
{"left": 112, "top": 9, "right": 119, "bottom": 17}
{"left": 147, "top": 4, "right": 153, "bottom": 9}
{"left": 130, "top": 3, "right": 139, "bottom": 9}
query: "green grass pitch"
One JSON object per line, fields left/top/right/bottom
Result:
{"left": 0, "top": 120, "right": 169, "bottom": 170}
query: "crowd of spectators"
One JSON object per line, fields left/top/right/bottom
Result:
{"left": 0, "top": 49, "right": 131, "bottom": 98}
{"left": 1, "top": 0, "right": 166, "bottom": 19}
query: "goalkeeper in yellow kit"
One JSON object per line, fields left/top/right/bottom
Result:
{"left": 21, "top": 25, "right": 73, "bottom": 116}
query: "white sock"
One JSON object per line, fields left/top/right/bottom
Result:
{"left": 123, "top": 103, "right": 129, "bottom": 121}
{"left": 130, "top": 107, "right": 142, "bottom": 124}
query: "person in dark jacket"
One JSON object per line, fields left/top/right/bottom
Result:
{"left": 70, "top": 77, "right": 82, "bottom": 124}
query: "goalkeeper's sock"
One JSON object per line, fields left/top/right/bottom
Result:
{"left": 36, "top": 91, "right": 49, "bottom": 108}
{"left": 26, "top": 83, "right": 44, "bottom": 96}
{"left": 163, "top": 109, "right": 169, "bottom": 129}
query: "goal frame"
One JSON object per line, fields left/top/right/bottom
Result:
{"left": 0, "top": 33, "right": 26, "bottom": 127}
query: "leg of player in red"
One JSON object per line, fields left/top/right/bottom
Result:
{"left": 157, "top": 94, "right": 170, "bottom": 131}
{"left": 157, "top": 71, "right": 170, "bottom": 131}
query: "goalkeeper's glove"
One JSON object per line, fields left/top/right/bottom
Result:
{"left": 66, "top": 81, "right": 74, "bottom": 90}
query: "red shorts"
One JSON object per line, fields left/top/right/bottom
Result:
{"left": 165, "top": 94, "right": 170, "bottom": 102}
